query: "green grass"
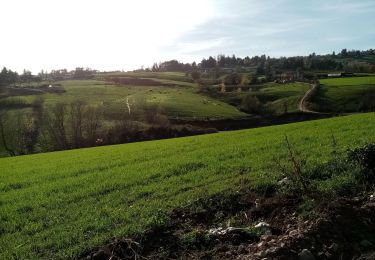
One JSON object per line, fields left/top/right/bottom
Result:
{"left": 99, "top": 71, "right": 193, "bottom": 83}
{"left": 3, "top": 80, "right": 247, "bottom": 120}
{"left": 313, "top": 76, "right": 375, "bottom": 112}
{"left": 1, "top": 113, "right": 374, "bottom": 259}
{"left": 216, "top": 82, "right": 309, "bottom": 114}
{"left": 255, "top": 82, "right": 310, "bottom": 113}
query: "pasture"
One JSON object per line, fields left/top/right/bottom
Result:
{"left": 1, "top": 113, "right": 374, "bottom": 259}
{"left": 3, "top": 79, "right": 247, "bottom": 120}
{"left": 312, "top": 76, "right": 375, "bottom": 112}
{"left": 99, "top": 71, "right": 193, "bottom": 83}
{"left": 217, "top": 82, "right": 309, "bottom": 114}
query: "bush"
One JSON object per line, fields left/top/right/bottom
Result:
{"left": 275, "top": 136, "right": 313, "bottom": 197}
{"left": 179, "top": 230, "right": 213, "bottom": 249}
{"left": 224, "top": 73, "right": 242, "bottom": 85}
{"left": 240, "top": 95, "right": 262, "bottom": 114}
{"left": 348, "top": 143, "right": 375, "bottom": 182}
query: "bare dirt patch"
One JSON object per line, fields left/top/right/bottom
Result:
{"left": 86, "top": 190, "right": 375, "bottom": 259}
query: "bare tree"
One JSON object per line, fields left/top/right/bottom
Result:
{"left": 0, "top": 110, "right": 34, "bottom": 155}
{"left": 41, "top": 103, "right": 69, "bottom": 151}
{"left": 0, "top": 111, "right": 15, "bottom": 156}
{"left": 144, "top": 104, "right": 169, "bottom": 127}
{"left": 70, "top": 100, "right": 85, "bottom": 148}
{"left": 83, "top": 105, "right": 103, "bottom": 145}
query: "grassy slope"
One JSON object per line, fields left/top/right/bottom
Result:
{"left": 99, "top": 71, "right": 193, "bottom": 83}
{"left": 4, "top": 80, "right": 247, "bottom": 120}
{"left": 256, "top": 82, "right": 310, "bottom": 113}
{"left": 217, "top": 82, "right": 309, "bottom": 114}
{"left": 1, "top": 113, "right": 375, "bottom": 259}
{"left": 313, "top": 76, "right": 375, "bottom": 112}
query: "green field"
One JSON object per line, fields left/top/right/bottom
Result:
{"left": 3, "top": 79, "right": 247, "bottom": 120}
{"left": 217, "top": 82, "right": 309, "bottom": 114}
{"left": 255, "top": 82, "right": 309, "bottom": 113}
{"left": 1, "top": 113, "right": 374, "bottom": 259}
{"left": 312, "top": 76, "right": 375, "bottom": 112}
{"left": 99, "top": 71, "right": 193, "bottom": 83}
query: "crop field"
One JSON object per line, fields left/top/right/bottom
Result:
{"left": 1, "top": 113, "right": 374, "bottom": 259}
{"left": 312, "top": 76, "right": 375, "bottom": 112}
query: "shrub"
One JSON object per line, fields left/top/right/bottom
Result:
{"left": 275, "top": 136, "right": 312, "bottom": 197}
{"left": 348, "top": 143, "right": 375, "bottom": 183}
{"left": 179, "top": 229, "right": 213, "bottom": 249}
{"left": 240, "top": 95, "right": 262, "bottom": 114}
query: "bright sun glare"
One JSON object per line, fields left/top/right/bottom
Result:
{"left": 0, "top": 0, "right": 214, "bottom": 73}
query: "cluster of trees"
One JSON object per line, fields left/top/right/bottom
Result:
{"left": 0, "top": 68, "right": 38, "bottom": 88}
{"left": 151, "top": 60, "right": 196, "bottom": 72}
{"left": 0, "top": 67, "right": 99, "bottom": 88}
{"left": 0, "top": 98, "right": 214, "bottom": 156}
{"left": 38, "top": 67, "right": 97, "bottom": 81}
{"left": 144, "top": 48, "right": 375, "bottom": 74}
{"left": 0, "top": 99, "right": 103, "bottom": 155}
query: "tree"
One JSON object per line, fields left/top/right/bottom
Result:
{"left": 191, "top": 71, "right": 201, "bottom": 82}
{"left": 0, "top": 67, "right": 18, "bottom": 87}
{"left": 70, "top": 100, "right": 85, "bottom": 148}
{"left": 151, "top": 63, "right": 159, "bottom": 72}
{"left": 27, "top": 96, "right": 45, "bottom": 153}
{"left": 240, "top": 95, "right": 262, "bottom": 114}
{"left": 0, "top": 110, "right": 36, "bottom": 155}
{"left": 83, "top": 105, "right": 103, "bottom": 145}
{"left": 20, "top": 70, "right": 33, "bottom": 84}
{"left": 341, "top": 48, "right": 348, "bottom": 57}
{"left": 0, "top": 111, "right": 15, "bottom": 156}
{"left": 224, "top": 73, "right": 242, "bottom": 85}
{"left": 41, "top": 103, "right": 69, "bottom": 151}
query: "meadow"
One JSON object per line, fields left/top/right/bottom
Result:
{"left": 312, "top": 76, "right": 375, "bottom": 112}
{"left": 254, "top": 82, "right": 310, "bottom": 113}
{"left": 99, "top": 71, "right": 194, "bottom": 83}
{"left": 217, "top": 82, "right": 310, "bottom": 114}
{"left": 0, "top": 113, "right": 374, "bottom": 259}
{"left": 3, "top": 79, "right": 247, "bottom": 120}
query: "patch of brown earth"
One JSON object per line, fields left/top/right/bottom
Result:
{"left": 85, "top": 192, "right": 375, "bottom": 260}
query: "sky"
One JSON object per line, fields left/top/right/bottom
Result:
{"left": 1, "top": 0, "right": 374, "bottom": 73}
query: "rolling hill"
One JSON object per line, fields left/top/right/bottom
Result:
{"left": 1, "top": 113, "right": 374, "bottom": 259}
{"left": 310, "top": 76, "right": 375, "bottom": 113}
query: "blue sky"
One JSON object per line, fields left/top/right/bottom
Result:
{"left": 0, "top": 0, "right": 374, "bottom": 73}
{"left": 165, "top": 0, "right": 375, "bottom": 59}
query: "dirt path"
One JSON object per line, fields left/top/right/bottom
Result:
{"left": 126, "top": 97, "right": 131, "bottom": 115}
{"left": 298, "top": 83, "right": 320, "bottom": 113}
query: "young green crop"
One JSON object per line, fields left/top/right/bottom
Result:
{"left": 0, "top": 113, "right": 374, "bottom": 259}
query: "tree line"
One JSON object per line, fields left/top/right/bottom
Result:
{"left": 146, "top": 48, "right": 375, "bottom": 73}
{"left": 1, "top": 49, "right": 374, "bottom": 88}
{"left": 0, "top": 98, "right": 213, "bottom": 157}
{"left": 0, "top": 67, "right": 98, "bottom": 88}
{"left": 0, "top": 68, "right": 37, "bottom": 87}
